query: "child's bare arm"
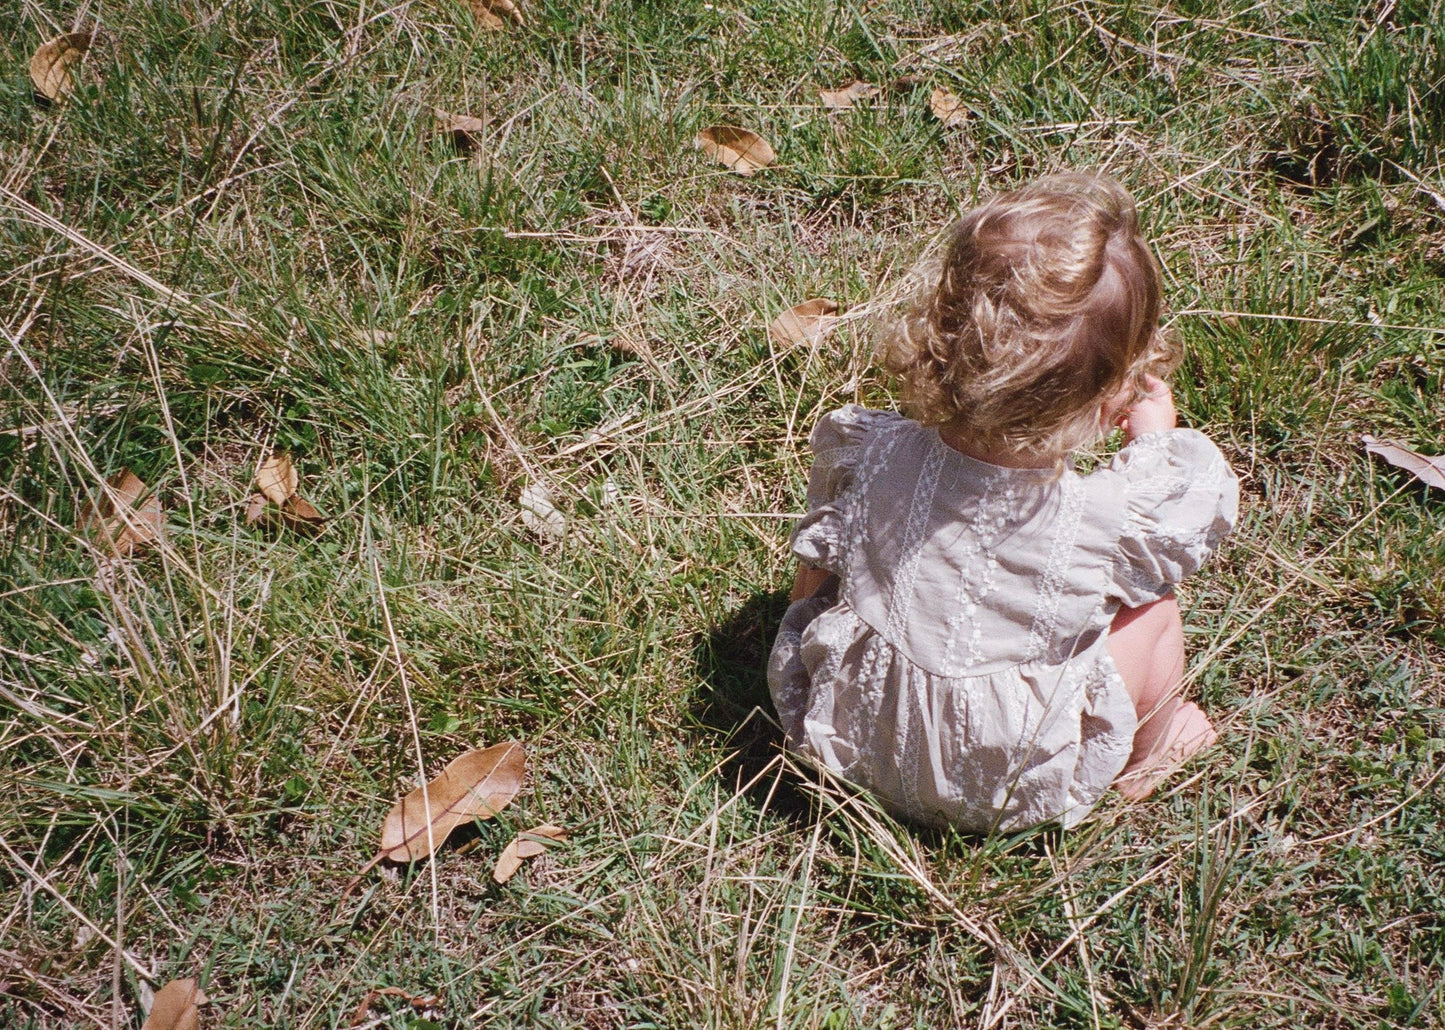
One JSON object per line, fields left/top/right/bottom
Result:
{"left": 790, "top": 565, "right": 833, "bottom": 602}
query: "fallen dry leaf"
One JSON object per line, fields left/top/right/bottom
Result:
{"left": 349, "top": 986, "right": 443, "bottom": 1027}
{"left": 608, "top": 333, "right": 652, "bottom": 359}
{"left": 819, "top": 81, "right": 880, "bottom": 111}
{"left": 519, "top": 481, "right": 566, "bottom": 542}
{"left": 249, "top": 453, "right": 326, "bottom": 529}
{"left": 377, "top": 742, "right": 526, "bottom": 863}
{"left": 281, "top": 494, "right": 325, "bottom": 527}
{"left": 81, "top": 469, "right": 163, "bottom": 555}
{"left": 255, "top": 453, "right": 299, "bottom": 506}
{"left": 1362, "top": 435, "right": 1445, "bottom": 492}
{"left": 768, "top": 299, "right": 840, "bottom": 348}
{"left": 929, "top": 88, "right": 970, "bottom": 128}
{"left": 493, "top": 824, "right": 567, "bottom": 884}
{"left": 695, "top": 125, "right": 776, "bottom": 175}
{"left": 435, "top": 108, "right": 489, "bottom": 151}
{"left": 30, "top": 32, "right": 90, "bottom": 103}
{"left": 141, "top": 978, "right": 206, "bottom": 1030}
{"left": 469, "top": 0, "right": 523, "bottom": 29}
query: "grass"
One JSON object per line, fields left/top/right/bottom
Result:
{"left": 2, "top": 0, "right": 1444, "bottom": 1026}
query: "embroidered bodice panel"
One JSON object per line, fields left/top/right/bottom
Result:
{"left": 791, "top": 408, "right": 1238, "bottom": 679}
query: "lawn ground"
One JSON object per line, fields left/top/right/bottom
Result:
{"left": 3, "top": 1, "right": 1444, "bottom": 1027}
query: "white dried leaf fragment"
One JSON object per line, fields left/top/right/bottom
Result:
{"left": 519, "top": 481, "right": 566, "bottom": 542}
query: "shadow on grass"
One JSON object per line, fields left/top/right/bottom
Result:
{"left": 689, "top": 587, "right": 817, "bottom": 822}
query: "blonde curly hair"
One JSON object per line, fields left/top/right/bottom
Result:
{"left": 883, "top": 173, "right": 1179, "bottom": 458}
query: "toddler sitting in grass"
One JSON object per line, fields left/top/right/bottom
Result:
{"left": 769, "top": 173, "right": 1238, "bottom": 832}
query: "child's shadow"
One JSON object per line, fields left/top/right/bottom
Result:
{"left": 689, "top": 588, "right": 816, "bottom": 821}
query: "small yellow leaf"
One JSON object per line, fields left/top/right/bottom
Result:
{"left": 255, "top": 453, "right": 298, "bottom": 506}
{"left": 929, "top": 88, "right": 970, "bottom": 128}
{"left": 377, "top": 742, "right": 526, "bottom": 863}
{"left": 469, "top": 0, "right": 523, "bottom": 29}
{"left": 141, "top": 978, "right": 207, "bottom": 1030}
{"left": 30, "top": 32, "right": 91, "bottom": 103}
{"left": 435, "top": 108, "right": 489, "bottom": 151}
{"left": 819, "top": 81, "right": 880, "bottom": 111}
{"left": 81, "top": 469, "right": 163, "bottom": 555}
{"left": 695, "top": 125, "right": 776, "bottom": 176}
{"left": 768, "top": 299, "right": 840, "bottom": 348}
{"left": 493, "top": 824, "right": 567, "bottom": 884}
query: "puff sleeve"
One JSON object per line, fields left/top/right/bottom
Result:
{"left": 1107, "top": 430, "right": 1239, "bottom": 607}
{"left": 789, "top": 406, "right": 890, "bottom": 575}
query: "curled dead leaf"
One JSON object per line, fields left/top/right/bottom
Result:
{"left": 255, "top": 453, "right": 298, "bottom": 506}
{"left": 281, "top": 494, "right": 326, "bottom": 529}
{"left": 493, "top": 824, "right": 567, "bottom": 883}
{"left": 141, "top": 978, "right": 207, "bottom": 1030}
{"left": 519, "top": 481, "right": 566, "bottom": 542}
{"left": 768, "top": 299, "right": 840, "bottom": 348}
{"left": 349, "top": 986, "right": 443, "bottom": 1027}
{"left": 378, "top": 742, "right": 526, "bottom": 863}
{"left": 929, "top": 88, "right": 970, "bottom": 128}
{"left": 248, "top": 453, "right": 325, "bottom": 529}
{"left": 695, "top": 125, "right": 776, "bottom": 176}
{"left": 435, "top": 108, "right": 489, "bottom": 151}
{"left": 1362, "top": 435, "right": 1445, "bottom": 492}
{"left": 81, "top": 469, "right": 163, "bottom": 555}
{"left": 30, "top": 32, "right": 91, "bottom": 103}
{"left": 608, "top": 333, "right": 652, "bottom": 359}
{"left": 469, "top": 0, "right": 523, "bottom": 29}
{"left": 819, "top": 81, "right": 880, "bottom": 111}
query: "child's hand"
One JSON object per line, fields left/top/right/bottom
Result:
{"left": 1119, "top": 375, "right": 1176, "bottom": 440}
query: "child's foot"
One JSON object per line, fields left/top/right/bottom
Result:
{"left": 1114, "top": 702, "right": 1217, "bottom": 802}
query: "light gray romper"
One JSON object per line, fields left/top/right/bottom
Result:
{"left": 768, "top": 406, "right": 1238, "bottom": 832}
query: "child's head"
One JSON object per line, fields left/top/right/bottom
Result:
{"left": 885, "top": 172, "right": 1178, "bottom": 457}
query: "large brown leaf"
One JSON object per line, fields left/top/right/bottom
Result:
{"left": 1362, "top": 435, "right": 1445, "bottom": 492}
{"left": 378, "top": 742, "right": 526, "bottom": 862}
{"left": 141, "top": 978, "right": 207, "bottom": 1030}
{"left": 695, "top": 126, "right": 776, "bottom": 175}
{"left": 30, "top": 32, "right": 90, "bottom": 103}
{"left": 80, "top": 469, "right": 163, "bottom": 555}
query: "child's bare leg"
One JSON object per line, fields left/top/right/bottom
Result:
{"left": 1107, "top": 595, "right": 1217, "bottom": 800}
